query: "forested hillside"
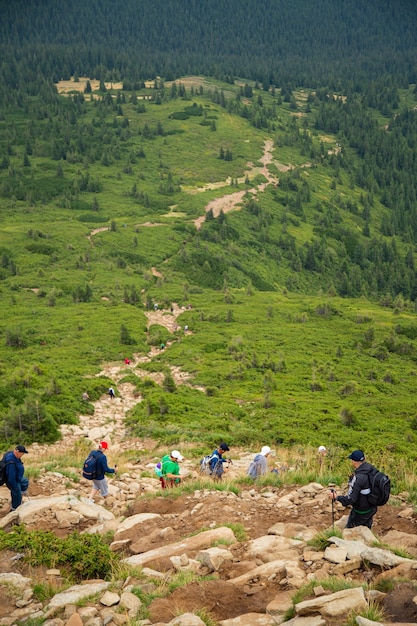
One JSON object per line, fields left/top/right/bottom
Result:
{"left": 1, "top": 1, "right": 417, "bottom": 468}
{"left": 1, "top": 0, "right": 417, "bottom": 94}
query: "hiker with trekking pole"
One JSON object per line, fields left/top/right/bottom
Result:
{"left": 82, "top": 441, "right": 117, "bottom": 504}
{"left": 329, "top": 449, "right": 390, "bottom": 529}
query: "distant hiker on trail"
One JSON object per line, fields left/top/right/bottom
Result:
{"left": 4, "top": 445, "right": 29, "bottom": 511}
{"left": 82, "top": 392, "right": 90, "bottom": 401}
{"left": 329, "top": 449, "right": 377, "bottom": 529}
{"left": 87, "top": 441, "right": 117, "bottom": 504}
{"left": 317, "top": 445, "right": 327, "bottom": 470}
{"left": 124, "top": 358, "right": 130, "bottom": 365}
{"left": 209, "top": 443, "right": 231, "bottom": 480}
{"left": 108, "top": 387, "right": 115, "bottom": 399}
{"left": 247, "top": 446, "right": 271, "bottom": 479}
{"left": 160, "top": 450, "right": 184, "bottom": 489}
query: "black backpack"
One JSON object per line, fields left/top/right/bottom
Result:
{"left": 82, "top": 450, "right": 101, "bottom": 480}
{"left": 0, "top": 452, "right": 13, "bottom": 486}
{"left": 368, "top": 467, "right": 391, "bottom": 506}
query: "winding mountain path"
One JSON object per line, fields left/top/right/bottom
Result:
{"left": 194, "top": 139, "right": 282, "bottom": 229}
{"left": 42, "top": 304, "right": 204, "bottom": 456}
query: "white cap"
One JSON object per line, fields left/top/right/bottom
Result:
{"left": 261, "top": 446, "right": 271, "bottom": 456}
{"left": 171, "top": 450, "right": 184, "bottom": 461}
{"left": 318, "top": 446, "right": 327, "bottom": 453}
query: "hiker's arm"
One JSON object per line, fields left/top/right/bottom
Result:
{"left": 102, "top": 458, "right": 116, "bottom": 474}
{"left": 336, "top": 476, "right": 362, "bottom": 507}
{"left": 164, "top": 472, "right": 181, "bottom": 479}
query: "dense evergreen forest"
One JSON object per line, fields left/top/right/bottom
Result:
{"left": 1, "top": 0, "right": 417, "bottom": 96}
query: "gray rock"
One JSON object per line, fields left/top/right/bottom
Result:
{"left": 219, "top": 613, "right": 284, "bottom": 625}
{"left": 282, "top": 617, "right": 326, "bottom": 626}
{"left": 100, "top": 590, "right": 120, "bottom": 606}
{"left": 48, "top": 582, "right": 110, "bottom": 608}
{"left": 295, "top": 587, "right": 367, "bottom": 618}
{"left": 124, "top": 527, "right": 236, "bottom": 567}
{"left": 197, "top": 546, "right": 234, "bottom": 571}
{"left": 166, "top": 614, "right": 206, "bottom": 625}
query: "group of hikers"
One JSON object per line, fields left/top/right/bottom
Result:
{"left": 2, "top": 442, "right": 388, "bottom": 530}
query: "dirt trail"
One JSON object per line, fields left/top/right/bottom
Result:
{"left": 87, "top": 226, "right": 109, "bottom": 247}
{"left": 46, "top": 303, "right": 203, "bottom": 454}
{"left": 193, "top": 138, "right": 282, "bottom": 229}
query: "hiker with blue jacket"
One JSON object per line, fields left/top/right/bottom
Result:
{"left": 209, "top": 443, "right": 231, "bottom": 480}
{"left": 330, "top": 449, "right": 377, "bottom": 529}
{"left": 247, "top": 446, "right": 271, "bottom": 479}
{"left": 88, "top": 441, "right": 117, "bottom": 504}
{"left": 4, "top": 445, "right": 29, "bottom": 511}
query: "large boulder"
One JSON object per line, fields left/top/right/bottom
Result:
{"left": 295, "top": 587, "right": 367, "bottom": 618}
{"left": 123, "top": 527, "right": 236, "bottom": 567}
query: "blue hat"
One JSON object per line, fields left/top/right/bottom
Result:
{"left": 348, "top": 450, "right": 365, "bottom": 461}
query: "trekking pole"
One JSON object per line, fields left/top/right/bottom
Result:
{"left": 329, "top": 488, "right": 336, "bottom": 531}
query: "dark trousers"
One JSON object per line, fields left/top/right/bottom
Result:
{"left": 346, "top": 507, "right": 377, "bottom": 529}
{"left": 8, "top": 477, "right": 29, "bottom": 510}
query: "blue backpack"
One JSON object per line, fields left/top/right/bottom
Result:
{"left": 82, "top": 450, "right": 101, "bottom": 480}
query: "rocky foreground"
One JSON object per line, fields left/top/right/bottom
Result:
{"left": 0, "top": 466, "right": 417, "bottom": 626}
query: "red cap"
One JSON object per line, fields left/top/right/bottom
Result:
{"left": 100, "top": 441, "right": 108, "bottom": 450}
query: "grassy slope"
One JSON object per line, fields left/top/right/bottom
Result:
{"left": 0, "top": 78, "right": 416, "bottom": 470}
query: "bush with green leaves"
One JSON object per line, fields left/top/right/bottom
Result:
{"left": 0, "top": 527, "right": 119, "bottom": 582}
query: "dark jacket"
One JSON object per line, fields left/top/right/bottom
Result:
{"left": 4, "top": 450, "right": 25, "bottom": 490}
{"left": 336, "top": 462, "right": 376, "bottom": 511}
{"left": 94, "top": 451, "right": 115, "bottom": 480}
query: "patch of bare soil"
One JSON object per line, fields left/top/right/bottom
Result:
{"left": 383, "top": 582, "right": 417, "bottom": 622}
{"left": 148, "top": 579, "right": 276, "bottom": 623}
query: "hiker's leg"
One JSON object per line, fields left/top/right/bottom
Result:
{"left": 352, "top": 508, "right": 377, "bottom": 529}
{"left": 96, "top": 478, "right": 109, "bottom": 498}
{"left": 346, "top": 509, "right": 376, "bottom": 529}
{"left": 89, "top": 479, "right": 101, "bottom": 500}
{"left": 9, "top": 485, "right": 22, "bottom": 510}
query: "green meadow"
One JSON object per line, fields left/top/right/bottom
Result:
{"left": 1, "top": 77, "right": 417, "bottom": 475}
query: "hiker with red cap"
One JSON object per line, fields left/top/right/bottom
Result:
{"left": 88, "top": 441, "right": 117, "bottom": 504}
